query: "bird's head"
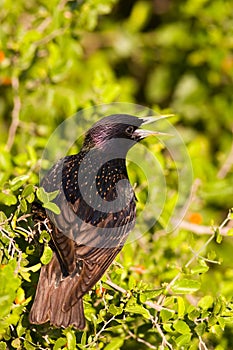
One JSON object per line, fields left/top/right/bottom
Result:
{"left": 82, "top": 114, "right": 170, "bottom": 155}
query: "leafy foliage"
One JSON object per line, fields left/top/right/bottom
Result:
{"left": 1, "top": 0, "right": 233, "bottom": 349}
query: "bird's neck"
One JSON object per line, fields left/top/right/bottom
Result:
{"left": 81, "top": 147, "right": 128, "bottom": 171}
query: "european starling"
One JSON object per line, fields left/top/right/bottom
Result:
{"left": 29, "top": 114, "right": 164, "bottom": 329}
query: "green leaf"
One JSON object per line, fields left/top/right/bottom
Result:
{"left": 215, "top": 229, "right": 222, "bottom": 244}
{"left": 81, "top": 331, "right": 87, "bottom": 346}
{"left": 36, "top": 187, "right": 48, "bottom": 203}
{"left": 54, "top": 338, "right": 67, "bottom": 350}
{"left": 128, "top": 275, "right": 136, "bottom": 290}
{"left": 10, "top": 175, "right": 30, "bottom": 191}
{"left": 108, "top": 304, "right": 123, "bottom": 316}
{"left": 198, "top": 295, "right": 213, "bottom": 310}
{"left": 173, "top": 320, "right": 191, "bottom": 334}
{"left": 175, "top": 333, "right": 192, "bottom": 346}
{"left": 43, "top": 201, "right": 61, "bottom": 215}
{"left": 213, "top": 296, "right": 225, "bottom": 315}
{"left": 139, "top": 293, "right": 147, "bottom": 303}
{"left": 66, "top": 330, "right": 76, "bottom": 350}
{"left": 40, "top": 246, "right": 53, "bottom": 265}
{"left": 171, "top": 279, "right": 201, "bottom": 294}
{"left": 25, "top": 263, "right": 41, "bottom": 273}
{"left": 39, "top": 230, "right": 51, "bottom": 243}
{"left": 11, "top": 338, "right": 21, "bottom": 348}
{"left": 16, "top": 316, "right": 26, "bottom": 337}
{"left": 19, "top": 198, "right": 27, "bottom": 212}
{"left": 47, "top": 190, "right": 60, "bottom": 201}
{"left": 36, "top": 187, "right": 59, "bottom": 204}
{"left": 163, "top": 323, "right": 173, "bottom": 332}
{"left": 0, "top": 261, "right": 21, "bottom": 320}
{"left": 0, "top": 342, "right": 7, "bottom": 350}
{"left": 177, "top": 296, "right": 185, "bottom": 318}
{"left": 0, "top": 192, "right": 17, "bottom": 206}
{"left": 26, "top": 192, "right": 35, "bottom": 203}
{"left": 22, "top": 184, "right": 34, "bottom": 198}
{"left": 0, "top": 211, "right": 7, "bottom": 224}
{"left": 143, "top": 288, "right": 164, "bottom": 299}
{"left": 104, "top": 338, "right": 124, "bottom": 350}
{"left": 227, "top": 228, "right": 233, "bottom": 236}
{"left": 125, "top": 304, "right": 151, "bottom": 319}
{"left": 218, "top": 317, "right": 226, "bottom": 330}
{"left": 191, "top": 264, "right": 209, "bottom": 274}
{"left": 24, "top": 331, "right": 35, "bottom": 350}
{"left": 160, "top": 309, "right": 173, "bottom": 322}
{"left": 195, "top": 323, "right": 206, "bottom": 336}
{"left": 229, "top": 209, "right": 233, "bottom": 220}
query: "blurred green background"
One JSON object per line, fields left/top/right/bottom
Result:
{"left": 1, "top": 0, "right": 233, "bottom": 349}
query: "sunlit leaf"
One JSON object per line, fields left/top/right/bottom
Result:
{"left": 171, "top": 279, "right": 201, "bottom": 294}
{"left": 40, "top": 246, "right": 53, "bottom": 265}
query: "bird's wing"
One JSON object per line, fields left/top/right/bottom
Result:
{"left": 41, "top": 154, "right": 136, "bottom": 310}
{"left": 62, "top": 245, "right": 122, "bottom": 312}
{"left": 41, "top": 157, "right": 78, "bottom": 275}
{"left": 61, "top": 193, "right": 136, "bottom": 311}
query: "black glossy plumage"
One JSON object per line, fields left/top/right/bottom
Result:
{"left": 29, "top": 114, "right": 156, "bottom": 329}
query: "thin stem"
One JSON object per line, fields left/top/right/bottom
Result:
{"left": 6, "top": 77, "right": 21, "bottom": 151}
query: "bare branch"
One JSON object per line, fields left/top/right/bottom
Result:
{"left": 6, "top": 77, "right": 21, "bottom": 151}
{"left": 218, "top": 131, "right": 233, "bottom": 179}
{"left": 105, "top": 279, "right": 128, "bottom": 295}
{"left": 153, "top": 316, "right": 173, "bottom": 350}
{"left": 172, "top": 219, "right": 233, "bottom": 236}
{"left": 126, "top": 329, "right": 158, "bottom": 350}
{"left": 198, "top": 336, "right": 209, "bottom": 350}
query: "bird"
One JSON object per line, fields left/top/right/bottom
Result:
{"left": 29, "top": 113, "right": 167, "bottom": 329}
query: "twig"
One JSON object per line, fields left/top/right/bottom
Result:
{"left": 58, "top": 0, "right": 69, "bottom": 10}
{"left": 126, "top": 329, "right": 158, "bottom": 350}
{"left": 34, "top": 28, "right": 66, "bottom": 47}
{"left": 185, "top": 234, "right": 215, "bottom": 269}
{"left": 198, "top": 336, "right": 209, "bottom": 350}
{"left": 218, "top": 132, "right": 233, "bottom": 179}
{"left": 157, "top": 232, "right": 216, "bottom": 308}
{"left": 145, "top": 300, "right": 175, "bottom": 313}
{"left": 106, "top": 279, "right": 175, "bottom": 313}
{"left": 0, "top": 227, "right": 22, "bottom": 272}
{"left": 171, "top": 219, "right": 233, "bottom": 236}
{"left": 93, "top": 315, "right": 116, "bottom": 342}
{"left": 37, "top": 17, "right": 51, "bottom": 33}
{"left": 153, "top": 316, "right": 173, "bottom": 350}
{"left": 19, "top": 336, "right": 45, "bottom": 350}
{"left": 157, "top": 211, "right": 232, "bottom": 308}
{"left": 5, "top": 76, "right": 21, "bottom": 151}
{"left": 105, "top": 279, "right": 129, "bottom": 295}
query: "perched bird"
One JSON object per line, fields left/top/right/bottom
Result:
{"left": 29, "top": 114, "right": 166, "bottom": 329}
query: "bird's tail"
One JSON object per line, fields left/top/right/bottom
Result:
{"left": 29, "top": 254, "right": 85, "bottom": 329}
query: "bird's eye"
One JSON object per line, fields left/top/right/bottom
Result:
{"left": 125, "top": 126, "right": 135, "bottom": 135}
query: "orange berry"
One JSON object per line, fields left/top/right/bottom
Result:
{"left": 221, "top": 56, "right": 233, "bottom": 73}
{"left": 96, "top": 286, "right": 106, "bottom": 297}
{"left": 0, "top": 51, "right": 5, "bottom": 62}
{"left": 188, "top": 212, "right": 202, "bottom": 224}
{"left": 15, "top": 296, "right": 25, "bottom": 305}
{"left": 1, "top": 77, "right": 12, "bottom": 86}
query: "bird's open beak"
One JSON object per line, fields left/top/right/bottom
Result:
{"left": 133, "top": 114, "right": 173, "bottom": 139}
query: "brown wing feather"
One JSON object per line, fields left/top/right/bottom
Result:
{"left": 63, "top": 245, "right": 121, "bottom": 311}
